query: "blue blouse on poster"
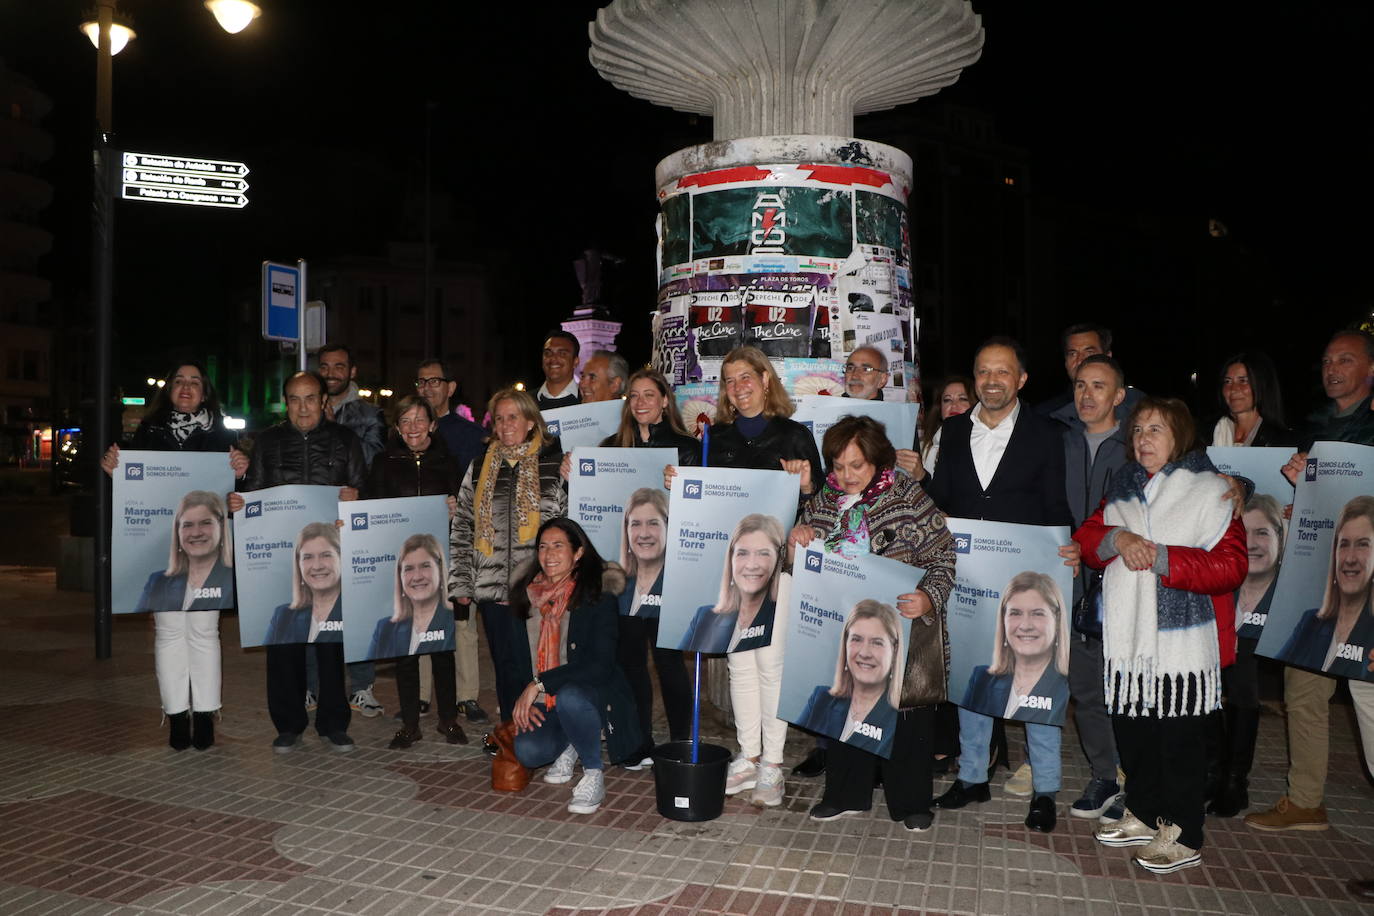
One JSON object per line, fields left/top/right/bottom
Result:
{"left": 678, "top": 598, "right": 776, "bottom": 653}
{"left": 798, "top": 686, "right": 897, "bottom": 757}
{"left": 367, "top": 604, "right": 456, "bottom": 659}
{"left": 618, "top": 571, "right": 665, "bottom": 619}
{"left": 1277, "top": 602, "right": 1374, "bottom": 680}
{"left": 134, "top": 560, "right": 235, "bottom": 613}
{"left": 264, "top": 596, "right": 343, "bottom": 645}
{"left": 961, "top": 666, "right": 1070, "bottom": 725}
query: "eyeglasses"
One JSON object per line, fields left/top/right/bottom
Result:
{"left": 843, "top": 362, "right": 884, "bottom": 375}
{"left": 414, "top": 377, "right": 449, "bottom": 388}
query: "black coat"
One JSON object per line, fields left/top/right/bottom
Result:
{"left": 599, "top": 419, "right": 701, "bottom": 466}
{"left": 436, "top": 413, "right": 487, "bottom": 481}
{"left": 130, "top": 415, "right": 238, "bottom": 453}
{"left": 924, "top": 407, "right": 1073, "bottom": 527}
{"left": 1206, "top": 415, "right": 1296, "bottom": 448}
{"left": 365, "top": 435, "right": 462, "bottom": 500}
{"left": 707, "top": 415, "right": 823, "bottom": 499}
{"left": 242, "top": 420, "right": 367, "bottom": 491}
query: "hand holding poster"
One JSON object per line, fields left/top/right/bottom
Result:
{"left": 542, "top": 399, "right": 627, "bottom": 451}
{"left": 112, "top": 450, "right": 236, "bottom": 614}
{"left": 791, "top": 395, "right": 919, "bottom": 454}
{"left": 1257, "top": 442, "right": 1374, "bottom": 681}
{"left": 232, "top": 485, "right": 344, "bottom": 647}
{"left": 945, "top": 519, "right": 1074, "bottom": 725}
{"left": 658, "top": 466, "right": 801, "bottom": 653}
{"left": 777, "top": 543, "right": 919, "bottom": 758}
{"left": 567, "top": 447, "right": 677, "bottom": 561}
{"left": 341, "top": 495, "right": 453, "bottom": 663}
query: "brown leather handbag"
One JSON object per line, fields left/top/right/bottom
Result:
{"left": 490, "top": 721, "right": 531, "bottom": 792}
{"left": 899, "top": 612, "right": 949, "bottom": 708}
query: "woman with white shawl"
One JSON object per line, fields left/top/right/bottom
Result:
{"left": 1073, "top": 397, "right": 1247, "bottom": 875}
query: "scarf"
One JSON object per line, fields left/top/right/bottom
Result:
{"left": 821, "top": 468, "right": 896, "bottom": 559}
{"left": 1101, "top": 450, "right": 1231, "bottom": 717}
{"left": 168, "top": 409, "right": 212, "bottom": 443}
{"left": 474, "top": 438, "right": 542, "bottom": 557}
{"left": 527, "top": 573, "right": 575, "bottom": 709}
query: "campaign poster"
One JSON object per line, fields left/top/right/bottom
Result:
{"left": 1257, "top": 442, "right": 1374, "bottom": 681}
{"left": 777, "top": 543, "right": 918, "bottom": 759}
{"left": 341, "top": 495, "right": 452, "bottom": 664}
{"left": 541, "top": 399, "right": 625, "bottom": 451}
{"left": 1206, "top": 446, "right": 1294, "bottom": 505}
{"left": 945, "top": 519, "right": 1074, "bottom": 726}
{"left": 790, "top": 395, "right": 920, "bottom": 454}
{"left": 112, "top": 450, "right": 235, "bottom": 614}
{"left": 658, "top": 467, "right": 801, "bottom": 654}
{"left": 567, "top": 447, "right": 677, "bottom": 562}
{"left": 232, "top": 485, "right": 342, "bottom": 648}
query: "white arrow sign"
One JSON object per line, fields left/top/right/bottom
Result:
{"left": 119, "top": 150, "right": 251, "bottom": 208}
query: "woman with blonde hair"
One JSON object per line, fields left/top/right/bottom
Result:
{"left": 264, "top": 522, "right": 343, "bottom": 645}
{"left": 450, "top": 387, "right": 567, "bottom": 728}
{"left": 960, "top": 572, "right": 1071, "bottom": 724}
{"left": 369, "top": 533, "right": 454, "bottom": 658}
{"left": 799, "top": 600, "right": 905, "bottom": 757}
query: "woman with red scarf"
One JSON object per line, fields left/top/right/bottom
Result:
{"left": 508, "top": 519, "right": 641, "bottom": 815}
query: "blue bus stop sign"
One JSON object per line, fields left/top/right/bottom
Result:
{"left": 262, "top": 261, "right": 300, "bottom": 342}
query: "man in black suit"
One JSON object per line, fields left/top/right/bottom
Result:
{"left": 915, "top": 336, "right": 1078, "bottom": 834}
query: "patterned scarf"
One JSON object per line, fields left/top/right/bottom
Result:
{"left": 167, "top": 409, "right": 212, "bottom": 443}
{"left": 821, "top": 467, "right": 896, "bottom": 558}
{"left": 474, "top": 438, "right": 542, "bottom": 557}
{"left": 527, "top": 573, "right": 576, "bottom": 709}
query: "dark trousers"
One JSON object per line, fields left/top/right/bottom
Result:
{"left": 1113, "top": 699, "right": 1207, "bottom": 850}
{"left": 479, "top": 601, "right": 530, "bottom": 722}
{"left": 267, "top": 642, "right": 350, "bottom": 737}
{"left": 1069, "top": 633, "right": 1119, "bottom": 781}
{"left": 616, "top": 616, "right": 693, "bottom": 745}
{"left": 821, "top": 707, "right": 935, "bottom": 819}
{"left": 396, "top": 651, "right": 457, "bottom": 728}
{"left": 1208, "top": 637, "right": 1261, "bottom": 780}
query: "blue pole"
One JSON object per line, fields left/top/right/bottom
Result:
{"left": 691, "top": 421, "right": 710, "bottom": 764}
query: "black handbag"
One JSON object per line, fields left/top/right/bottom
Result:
{"left": 1072, "top": 569, "right": 1104, "bottom": 638}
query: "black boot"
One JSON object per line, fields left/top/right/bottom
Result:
{"left": 1210, "top": 707, "right": 1259, "bottom": 816}
{"left": 192, "top": 711, "right": 215, "bottom": 751}
{"left": 168, "top": 711, "right": 191, "bottom": 751}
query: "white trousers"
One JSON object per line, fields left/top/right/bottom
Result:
{"left": 726, "top": 576, "right": 790, "bottom": 765}
{"left": 154, "top": 610, "right": 221, "bottom": 714}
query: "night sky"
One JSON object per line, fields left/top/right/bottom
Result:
{"left": 5, "top": 1, "right": 1371, "bottom": 417}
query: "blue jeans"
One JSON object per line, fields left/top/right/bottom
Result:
{"left": 957, "top": 706, "right": 1061, "bottom": 794}
{"left": 513, "top": 682, "right": 603, "bottom": 771}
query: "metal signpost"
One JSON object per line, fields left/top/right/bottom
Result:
{"left": 120, "top": 151, "right": 250, "bottom": 208}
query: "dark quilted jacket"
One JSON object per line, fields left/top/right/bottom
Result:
{"left": 241, "top": 420, "right": 366, "bottom": 490}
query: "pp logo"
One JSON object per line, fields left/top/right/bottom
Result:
{"left": 578, "top": 458, "right": 596, "bottom": 477}
{"left": 124, "top": 463, "right": 144, "bottom": 481}
{"left": 683, "top": 480, "right": 704, "bottom": 499}
{"left": 804, "top": 551, "right": 823, "bottom": 573}
{"left": 1305, "top": 459, "right": 1318, "bottom": 482}
{"left": 546, "top": 420, "right": 562, "bottom": 437}
{"left": 800, "top": 420, "right": 815, "bottom": 433}
{"left": 245, "top": 501, "right": 263, "bottom": 519}
{"left": 952, "top": 532, "right": 972, "bottom": 555}
{"left": 350, "top": 513, "right": 369, "bottom": 531}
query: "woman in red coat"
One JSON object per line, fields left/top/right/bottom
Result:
{"left": 1074, "top": 397, "right": 1246, "bottom": 876}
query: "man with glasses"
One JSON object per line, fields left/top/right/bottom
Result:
{"left": 414, "top": 358, "right": 490, "bottom": 725}
{"left": 841, "top": 346, "right": 920, "bottom": 476}
{"left": 537, "top": 330, "right": 581, "bottom": 410}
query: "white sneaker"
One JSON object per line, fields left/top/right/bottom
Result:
{"left": 1135, "top": 820, "right": 1201, "bottom": 873}
{"left": 349, "top": 687, "right": 383, "bottom": 718}
{"left": 724, "top": 756, "right": 759, "bottom": 796}
{"left": 1002, "top": 762, "right": 1033, "bottom": 798}
{"left": 752, "top": 763, "right": 784, "bottom": 807}
{"left": 623, "top": 757, "right": 654, "bottom": 771}
{"left": 567, "top": 769, "right": 606, "bottom": 815}
{"left": 1095, "top": 810, "right": 1156, "bottom": 847}
{"left": 544, "top": 744, "right": 578, "bottom": 784}
{"left": 304, "top": 691, "right": 317, "bottom": 712}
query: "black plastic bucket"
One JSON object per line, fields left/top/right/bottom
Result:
{"left": 650, "top": 740, "right": 731, "bottom": 822}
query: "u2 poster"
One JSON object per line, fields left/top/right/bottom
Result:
{"left": 112, "top": 450, "right": 235, "bottom": 614}
{"left": 777, "top": 542, "right": 918, "bottom": 758}
{"left": 945, "top": 519, "right": 1074, "bottom": 726}
{"left": 232, "top": 485, "right": 342, "bottom": 648}
{"left": 341, "top": 495, "right": 452, "bottom": 664}
{"left": 658, "top": 467, "right": 801, "bottom": 654}
{"left": 567, "top": 447, "right": 677, "bottom": 563}
{"left": 1257, "top": 442, "right": 1374, "bottom": 681}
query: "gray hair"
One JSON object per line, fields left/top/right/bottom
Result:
{"left": 592, "top": 349, "right": 630, "bottom": 391}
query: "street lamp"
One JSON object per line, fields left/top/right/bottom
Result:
{"left": 79, "top": 17, "right": 135, "bottom": 55}
{"left": 204, "top": 1, "right": 262, "bottom": 34}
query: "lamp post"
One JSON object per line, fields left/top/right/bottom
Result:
{"left": 84, "top": 0, "right": 259, "bottom": 659}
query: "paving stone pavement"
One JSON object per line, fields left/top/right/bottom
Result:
{"left": 1, "top": 565, "right": 1372, "bottom": 915}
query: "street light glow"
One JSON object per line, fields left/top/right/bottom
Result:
{"left": 379, "top": 388, "right": 394, "bottom": 398}
{"left": 80, "top": 20, "right": 135, "bottom": 55}
{"left": 222, "top": 415, "right": 247, "bottom": 430}
{"left": 204, "top": 0, "right": 261, "bottom": 34}
{"left": 145, "top": 377, "right": 157, "bottom": 387}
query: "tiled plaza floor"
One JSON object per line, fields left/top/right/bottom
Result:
{"left": 2, "top": 565, "right": 1372, "bottom": 915}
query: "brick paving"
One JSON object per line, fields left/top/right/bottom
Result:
{"left": 1, "top": 565, "right": 1372, "bottom": 915}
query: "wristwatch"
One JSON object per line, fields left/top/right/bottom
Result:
{"left": 532, "top": 675, "right": 545, "bottom": 694}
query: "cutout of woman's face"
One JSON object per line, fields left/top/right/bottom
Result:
{"left": 846, "top": 616, "right": 895, "bottom": 691}
{"left": 626, "top": 502, "right": 666, "bottom": 565}
{"left": 400, "top": 548, "right": 441, "bottom": 605}
{"left": 731, "top": 530, "right": 777, "bottom": 601}
{"left": 178, "top": 505, "right": 221, "bottom": 559}
{"left": 1243, "top": 508, "right": 1281, "bottom": 578}
{"left": 1004, "top": 588, "right": 1055, "bottom": 664}
{"left": 1334, "top": 515, "right": 1374, "bottom": 600}
{"left": 298, "top": 536, "right": 340, "bottom": 593}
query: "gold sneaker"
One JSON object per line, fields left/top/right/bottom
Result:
{"left": 1243, "top": 796, "right": 1329, "bottom": 832}
{"left": 1002, "top": 762, "right": 1033, "bottom": 798}
{"left": 1135, "top": 820, "right": 1201, "bottom": 874}
{"left": 1094, "top": 809, "right": 1156, "bottom": 847}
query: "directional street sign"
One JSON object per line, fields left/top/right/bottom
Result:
{"left": 120, "top": 151, "right": 250, "bottom": 209}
